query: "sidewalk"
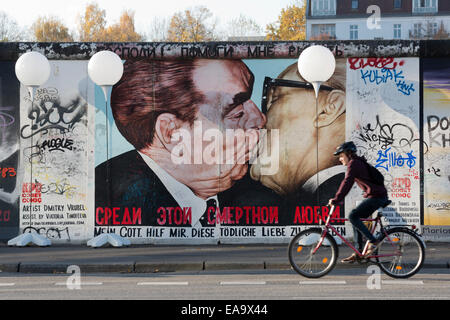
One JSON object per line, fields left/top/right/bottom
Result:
{"left": 0, "top": 242, "right": 448, "bottom": 274}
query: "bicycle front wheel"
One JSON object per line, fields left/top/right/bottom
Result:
{"left": 288, "top": 228, "right": 338, "bottom": 278}
{"left": 376, "top": 228, "right": 425, "bottom": 279}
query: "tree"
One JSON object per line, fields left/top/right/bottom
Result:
{"left": 167, "top": 6, "right": 218, "bottom": 42}
{"left": 0, "top": 11, "right": 25, "bottom": 41}
{"left": 103, "top": 10, "right": 144, "bottom": 42}
{"left": 31, "top": 16, "right": 73, "bottom": 42}
{"left": 409, "top": 20, "right": 450, "bottom": 40}
{"left": 146, "top": 16, "right": 170, "bottom": 41}
{"left": 226, "top": 14, "right": 263, "bottom": 40}
{"left": 265, "top": 1, "right": 306, "bottom": 41}
{"left": 433, "top": 21, "right": 450, "bottom": 39}
{"left": 77, "top": 2, "right": 107, "bottom": 41}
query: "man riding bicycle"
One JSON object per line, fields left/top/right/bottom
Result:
{"left": 328, "top": 141, "right": 389, "bottom": 263}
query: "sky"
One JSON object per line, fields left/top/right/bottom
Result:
{"left": 1, "top": 0, "right": 297, "bottom": 36}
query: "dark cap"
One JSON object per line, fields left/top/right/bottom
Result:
{"left": 334, "top": 141, "right": 357, "bottom": 156}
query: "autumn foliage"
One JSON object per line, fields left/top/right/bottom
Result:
{"left": 77, "top": 3, "right": 143, "bottom": 42}
{"left": 265, "top": 1, "right": 306, "bottom": 41}
{"left": 31, "top": 16, "right": 73, "bottom": 42}
{"left": 167, "top": 6, "right": 217, "bottom": 42}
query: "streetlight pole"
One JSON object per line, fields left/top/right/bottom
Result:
{"left": 86, "top": 50, "right": 130, "bottom": 248}
{"left": 297, "top": 45, "right": 336, "bottom": 217}
{"left": 8, "top": 51, "right": 51, "bottom": 247}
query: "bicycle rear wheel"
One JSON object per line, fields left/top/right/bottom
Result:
{"left": 288, "top": 228, "right": 338, "bottom": 278}
{"left": 376, "top": 228, "right": 425, "bottom": 279}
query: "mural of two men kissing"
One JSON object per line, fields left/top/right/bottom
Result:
{"left": 94, "top": 58, "right": 347, "bottom": 243}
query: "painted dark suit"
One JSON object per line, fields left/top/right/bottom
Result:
{"left": 95, "top": 150, "right": 283, "bottom": 227}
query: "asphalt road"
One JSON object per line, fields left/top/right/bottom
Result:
{"left": 1, "top": 268, "right": 449, "bottom": 300}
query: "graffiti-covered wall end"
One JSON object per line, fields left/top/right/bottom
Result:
{"left": 0, "top": 41, "right": 449, "bottom": 244}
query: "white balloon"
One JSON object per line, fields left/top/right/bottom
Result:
{"left": 15, "top": 52, "right": 51, "bottom": 87}
{"left": 297, "top": 45, "right": 336, "bottom": 83}
{"left": 88, "top": 51, "right": 124, "bottom": 86}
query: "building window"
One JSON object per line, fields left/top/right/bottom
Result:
{"left": 428, "top": 22, "right": 438, "bottom": 36}
{"left": 413, "top": 0, "right": 438, "bottom": 13}
{"left": 352, "top": 0, "right": 358, "bottom": 9}
{"left": 311, "top": 0, "right": 336, "bottom": 16}
{"left": 394, "top": 24, "right": 402, "bottom": 39}
{"left": 413, "top": 23, "right": 423, "bottom": 38}
{"left": 350, "top": 25, "right": 359, "bottom": 40}
{"left": 311, "top": 24, "right": 336, "bottom": 39}
{"left": 394, "top": 0, "right": 402, "bottom": 9}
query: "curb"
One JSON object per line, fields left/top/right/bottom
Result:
{"left": 1, "top": 261, "right": 448, "bottom": 274}
{"left": 135, "top": 262, "right": 203, "bottom": 273}
{"left": 0, "top": 264, "right": 19, "bottom": 273}
{"left": 204, "top": 262, "right": 264, "bottom": 271}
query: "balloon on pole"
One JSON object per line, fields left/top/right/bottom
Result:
{"left": 297, "top": 45, "right": 336, "bottom": 98}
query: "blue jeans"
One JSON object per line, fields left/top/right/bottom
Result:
{"left": 349, "top": 197, "right": 388, "bottom": 247}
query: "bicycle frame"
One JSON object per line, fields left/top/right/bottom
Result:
{"left": 313, "top": 206, "right": 401, "bottom": 259}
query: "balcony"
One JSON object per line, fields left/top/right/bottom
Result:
{"left": 412, "top": 0, "right": 438, "bottom": 14}
{"left": 311, "top": 0, "right": 336, "bottom": 17}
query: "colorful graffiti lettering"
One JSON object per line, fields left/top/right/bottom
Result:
{"left": 359, "top": 68, "right": 415, "bottom": 96}
{"left": 375, "top": 147, "right": 417, "bottom": 171}
{"left": 0, "top": 167, "right": 16, "bottom": 178}
{"left": 21, "top": 182, "right": 42, "bottom": 203}
{"left": 39, "top": 179, "right": 77, "bottom": 198}
{"left": 348, "top": 57, "right": 404, "bottom": 70}
{"left": 0, "top": 210, "right": 10, "bottom": 222}
{"left": 396, "top": 80, "right": 415, "bottom": 96}
{"left": 360, "top": 67, "right": 404, "bottom": 85}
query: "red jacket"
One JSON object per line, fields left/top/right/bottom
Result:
{"left": 331, "top": 156, "right": 388, "bottom": 204}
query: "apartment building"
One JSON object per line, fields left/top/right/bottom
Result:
{"left": 306, "top": 0, "right": 450, "bottom": 40}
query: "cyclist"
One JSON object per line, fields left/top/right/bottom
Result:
{"left": 328, "top": 141, "right": 389, "bottom": 263}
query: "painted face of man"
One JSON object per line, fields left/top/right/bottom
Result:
{"left": 251, "top": 63, "right": 345, "bottom": 196}
{"left": 190, "top": 60, "right": 266, "bottom": 171}
{"left": 159, "top": 59, "right": 267, "bottom": 199}
{"left": 193, "top": 59, "right": 266, "bottom": 131}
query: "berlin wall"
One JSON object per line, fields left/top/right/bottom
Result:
{"left": 0, "top": 40, "right": 449, "bottom": 244}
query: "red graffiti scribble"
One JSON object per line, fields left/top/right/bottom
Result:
{"left": 349, "top": 57, "right": 405, "bottom": 70}
{"left": 0, "top": 210, "right": 10, "bottom": 222}
{"left": 0, "top": 167, "right": 16, "bottom": 178}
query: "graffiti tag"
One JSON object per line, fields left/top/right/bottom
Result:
{"left": 21, "top": 96, "right": 87, "bottom": 139}
{"left": 427, "top": 115, "right": 450, "bottom": 148}
{"left": 427, "top": 166, "right": 441, "bottom": 177}
{"left": 0, "top": 167, "right": 16, "bottom": 178}
{"left": 360, "top": 68, "right": 415, "bottom": 96}
{"left": 0, "top": 106, "right": 16, "bottom": 145}
{"left": 40, "top": 138, "right": 74, "bottom": 152}
{"left": 348, "top": 58, "right": 404, "bottom": 70}
{"left": 357, "top": 115, "right": 420, "bottom": 150}
{"left": 375, "top": 147, "right": 416, "bottom": 171}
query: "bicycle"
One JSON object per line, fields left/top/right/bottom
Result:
{"left": 288, "top": 200, "right": 425, "bottom": 279}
